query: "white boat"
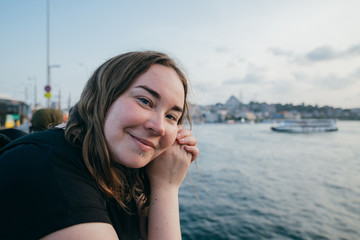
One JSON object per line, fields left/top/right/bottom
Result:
{"left": 271, "top": 119, "right": 338, "bottom": 133}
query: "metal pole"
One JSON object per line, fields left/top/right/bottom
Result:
{"left": 47, "top": 0, "right": 50, "bottom": 108}
{"left": 25, "top": 86, "right": 28, "bottom": 103}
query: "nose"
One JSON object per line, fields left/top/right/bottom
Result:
{"left": 144, "top": 112, "right": 166, "bottom": 136}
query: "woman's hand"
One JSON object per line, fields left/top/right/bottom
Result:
{"left": 146, "top": 125, "right": 198, "bottom": 190}
{"left": 176, "top": 125, "right": 199, "bottom": 162}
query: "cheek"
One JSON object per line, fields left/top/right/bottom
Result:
{"left": 161, "top": 126, "right": 178, "bottom": 149}
{"left": 103, "top": 112, "right": 119, "bottom": 143}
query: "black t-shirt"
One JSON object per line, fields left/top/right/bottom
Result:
{"left": 0, "top": 128, "right": 142, "bottom": 240}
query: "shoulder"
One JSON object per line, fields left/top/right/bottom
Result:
{"left": 0, "top": 128, "right": 67, "bottom": 155}
{"left": 1, "top": 127, "right": 70, "bottom": 150}
{"left": 0, "top": 128, "right": 112, "bottom": 239}
{"left": 0, "top": 128, "right": 80, "bottom": 179}
{"left": 0, "top": 129, "right": 65, "bottom": 184}
{"left": 0, "top": 128, "right": 27, "bottom": 148}
{"left": 0, "top": 128, "right": 82, "bottom": 170}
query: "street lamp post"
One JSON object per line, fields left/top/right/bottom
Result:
{"left": 45, "top": 0, "right": 61, "bottom": 108}
{"left": 46, "top": 0, "right": 50, "bottom": 108}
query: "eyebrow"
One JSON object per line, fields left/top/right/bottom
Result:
{"left": 135, "top": 85, "right": 184, "bottom": 113}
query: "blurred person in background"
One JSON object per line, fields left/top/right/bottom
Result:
{"left": 30, "top": 108, "right": 64, "bottom": 132}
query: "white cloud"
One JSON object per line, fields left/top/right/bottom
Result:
{"left": 267, "top": 48, "right": 293, "bottom": 57}
{"left": 306, "top": 46, "right": 337, "bottom": 61}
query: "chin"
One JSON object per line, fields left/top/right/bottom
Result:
{"left": 124, "top": 158, "right": 150, "bottom": 169}
{"left": 112, "top": 151, "right": 153, "bottom": 169}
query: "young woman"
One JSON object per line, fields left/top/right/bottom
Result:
{"left": 0, "top": 51, "right": 199, "bottom": 240}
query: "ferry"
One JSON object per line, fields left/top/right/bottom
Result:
{"left": 271, "top": 119, "right": 338, "bottom": 133}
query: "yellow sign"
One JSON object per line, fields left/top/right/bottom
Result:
{"left": 45, "top": 92, "right": 51, "bottom": 98}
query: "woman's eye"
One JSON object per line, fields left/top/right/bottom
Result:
{"left": 138, "top": 98, "right": 152, "bottom": 107}
{"left": 166, "top": 114, "right": 177, "bottom": 122}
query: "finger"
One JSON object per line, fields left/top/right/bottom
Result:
{"left": 177, "top": 128, "right": 192, "bottom": 139}
{"left": 177, "top": 124, "right": 185, "bottom": 132}
{"left": 184, "top": 145, "right": 199, "bottom": 162}
{"left": 180, "top": 145, "right": 193, "bottom": 164}
{"left": 177, "top": 136, "right": 197, "bottom": 146}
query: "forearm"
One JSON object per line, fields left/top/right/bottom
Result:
{"left": 145, "top": 127, "right": 199, "bottom": 240}
{"left": 147, "top": 186, "right": 181, "bottom": 240}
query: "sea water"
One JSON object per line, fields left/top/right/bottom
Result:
{"left": 179, "top": 121, "right": 360, "bottom": 240}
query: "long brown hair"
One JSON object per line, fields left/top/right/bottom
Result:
{"left": 65, "top": 51, "right": 190, "bottom": 212}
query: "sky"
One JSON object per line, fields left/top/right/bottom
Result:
{"left": 1, "top": 0, "right": 360, "bottom": 109}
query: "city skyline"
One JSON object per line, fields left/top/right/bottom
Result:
{"left": 1, "top": 1, "right": 360, "bottom": 109}
{"left": 199, "top": 94, "right": 358, "bottom": 110}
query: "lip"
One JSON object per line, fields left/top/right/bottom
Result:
{"left": 130, "top": 133, "right": 156, "bottom": 151}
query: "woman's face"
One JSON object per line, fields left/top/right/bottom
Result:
{"left": 103, "top": 64, "right": 185, "bottom": 168}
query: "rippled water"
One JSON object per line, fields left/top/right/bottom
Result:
{"left": 179, "top": 121, "right": 360, "bottom": 240}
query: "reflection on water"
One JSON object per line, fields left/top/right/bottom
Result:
{"left": 180, "top": 121, "right": 360, "bottom": 240}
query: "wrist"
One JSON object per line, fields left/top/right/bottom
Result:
{"left": 150, "top": 182, "right": 179, "bottom": 196}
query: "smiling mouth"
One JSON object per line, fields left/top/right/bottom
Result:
{"left": 130, "top": 134, "right": 155, "bottom": 152}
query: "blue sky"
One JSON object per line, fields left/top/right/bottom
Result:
{"left": 1, "top": 0, "right": 360, "bottom": 109}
